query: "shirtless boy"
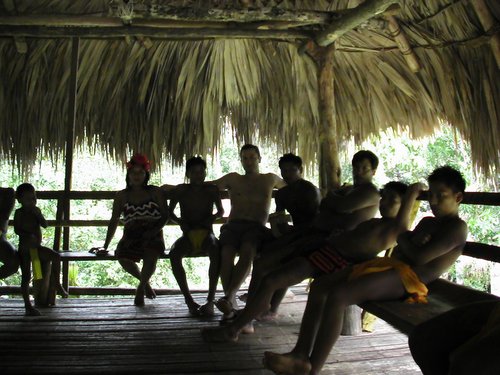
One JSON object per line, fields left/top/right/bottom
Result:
{"left": 0, "top": 187, "right": 19, "bottom": 280}
{"left": 264, "top": 166, "right": 468, "bottom": 375}
{"left": 169, "top": 157, "right": 224, "bottom": 316}
{"left": 210, "top": 144, "right": 286, "bottom": 316}
{"left": 14, "top": 183, "right": 68, "bottom": 316}
{"left": 202, "top": 181, "right": 422, "bottom": 342}
{"left": 247, "top": 150, "right": 380, "bottom": 318}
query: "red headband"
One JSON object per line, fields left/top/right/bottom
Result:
{"left": 127, "top": 154, "right": 151, "bottom": 172}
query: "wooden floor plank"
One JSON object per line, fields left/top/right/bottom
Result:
{"left": 0, "top": 288, "right": 421, "bottom": 374}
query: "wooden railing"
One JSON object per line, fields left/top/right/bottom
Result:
{"left": 1, "top": 190, "right": 499, "bottom": 297}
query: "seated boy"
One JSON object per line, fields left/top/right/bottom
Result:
{"left": 169, "top": 157, "right": 224, "bottom": 315}
{"left": 0, "top": 187, "right": 19, "bottom": 279}
{"left": 202, "top": 180, "right": 423, "bottom": 342}
{"left": 263, "top": 166, "right": 468, "bottom": 375}
{"left": 14, "top": 183, "right": 68, "bottom": 316}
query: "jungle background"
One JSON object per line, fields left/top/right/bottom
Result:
{"left": 1, "top": 126, "right": 498, "bottom": 295}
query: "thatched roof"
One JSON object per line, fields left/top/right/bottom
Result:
{"left": 0, "top": 0, "right": 498, "bottom": 176}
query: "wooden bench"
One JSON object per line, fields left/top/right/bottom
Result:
{"left": 360, "top": 241, "right": 500, "bottom": 335}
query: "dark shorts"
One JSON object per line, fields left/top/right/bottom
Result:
{"left": 219, "top": 220, "right": 273, "bottom": 251}
{"left": 307, "top": 244, "right": 352, "bottom": 276}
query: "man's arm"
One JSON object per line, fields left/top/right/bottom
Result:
{"left": 206, "top": 173, "right": 234, "bottom": 191}
{"left": 399, "top": 219, "right": 468, "bottom": 265}
{"left": 213, "top": 186, "right": 224, "bottom": 219}
{"left": 272, "top": 174, "right": 286, "bottom": 189}
{"left": 391, "top": 183, "right": 425, "bottom": 234}
{"left": 321, "top": 184, "right": 380, "bottom": 213}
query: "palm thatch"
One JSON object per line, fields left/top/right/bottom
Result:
{"left": 0, "top": 0, "right": 498, "bottom": 176}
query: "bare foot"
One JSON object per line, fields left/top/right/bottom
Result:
{"left": 240, "top": 322, "right": 254, "bottom": 334}
{"left": 201, "top": 326, "right": 238, "bottom": 343}
{"left": 256, "top": 310, "right": 278, "bottom": 322}
{"left": 187, "top": 300, "right": 201, "bottom": 316}
{"left": 215, "top": 297, "right": 234, "bottom": 315}
{"left": 134, "top": 286, "right": 145, "bottom": 307}
{"left": 25, "top": 306, "right": 41, "bottom": 316}
{"left": 198, "top": 301, "right": 215, "bottom": 316}
{"left": 144, "top": 283, "right": 156, "bottom": 299}
{"left": 263, "top": 351, "right": 312, "bottom": 375}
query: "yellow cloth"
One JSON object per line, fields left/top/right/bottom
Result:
{"left": 349, "top": 257, "right": 429, "bottom": 304}
{"left": 187, "top": 229, "right": 209, "bottom": 256}
{"left": 30, "top": 248, "right": 43, "bottom": 280}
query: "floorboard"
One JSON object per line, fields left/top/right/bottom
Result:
{"left": 0, "top": 287, "right": 421, "bottom": 374}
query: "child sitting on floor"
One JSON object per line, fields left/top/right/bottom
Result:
{"left": 169, "top": 157, "right": 224, "bottom": 315}
{"left": 14, "top": 183, "right": 68, "bottom": 316}
{"left": 263, "top": 166, "right": 468, "bottom": 375}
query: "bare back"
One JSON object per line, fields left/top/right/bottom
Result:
{"left": 214, "top": 172, "right": 283, "bottom": 226}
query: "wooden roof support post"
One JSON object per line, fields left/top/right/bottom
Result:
{"left": 315, "top": 0, "right": 399, "bottom": 46}
{"left": 472, "top": 0, "right": 500, "bottom": 69}
{"left": 385, "top": 15, "right": 421, "bottom": 73}
{"left": 305, "top": 41, "right": 341, "bottom": 193}
{"left": 61, "top": 37, "right": 80, "bottom": 291}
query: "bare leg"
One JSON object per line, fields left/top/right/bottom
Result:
{"left": 199, "top": 240, "right": 220, "bottom": 316}
{"left": 219, "top": 244, "right": 236, "bottom": 298}
{"left": 308, "top": 270, "right": 405, "bottom": 374}
{"left": 203, "top": 258, "right": 316, "bottom": 342}
{"left": 170, "top": 238, "right": 199, "bottom": 314}
{"left": 119, "top": 258, "right": 155, "bottom": 300}
{"left": 20, "top": 254, "right": 40, "bottom": 316}
{"left": 38, "top": 247, "right": 67, "bottom": 297}
{"left": 135, "top": 249, "right": 159, "bottom": 306}
{"left": 224, "top": 241, "right": 257, "bottom": 305}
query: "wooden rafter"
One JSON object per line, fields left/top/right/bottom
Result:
{"left": 386, "top": 15, "right": 421, "bottom": 73}
{"left": 315, "top": 0, "right": 399, "bottom": 47}
{"left": 472, "top": 0, "right": 500, "bottom": 69}
{"left": 0, "top": 25, "right": 311, "bottom": 40}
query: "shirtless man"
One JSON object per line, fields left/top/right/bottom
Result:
{"left": 202, "top": 180, "right": 421, "bottom": 342}
{"left": 169, "top": 157, "right": 224, "bottom": 316}
{"left": 247, "top": 150, "right": 381, "bottom": 319}
{"left": 210, "top": 144, "right": 286, "bottom": 316}
{"left": 264, "top": 166, "right": 468, "bottom": 375}
{"left": 0, "top": 187, "right": 19, "bottom": 279}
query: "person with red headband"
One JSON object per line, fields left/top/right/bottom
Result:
{"left": 102, "top": 154, "right": 169, "bottom": 306}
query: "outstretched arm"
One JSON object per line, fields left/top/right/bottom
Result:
{"left": 393, "top": 183, "right": 425, "bottom": 232}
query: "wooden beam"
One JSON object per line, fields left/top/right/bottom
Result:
{"left": 472, "top": 0, "right": 500, "bottom": 69}
{"left": 0, "top": 25, "right": 310, "bottom": 40}
{"left": 0, "top": 10, "right": 334, "bottom": 28}
{"left": 316, "top": 45, "right": 341, "bottom": 192}
{"left": 386, "top": 15, "right": 421, "bottom": 72}
{"left": 315, "top": 0, "right": 399, "bottom": 47}
{"left": 61, "top": 37, "right": 79, "bottom": 292}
